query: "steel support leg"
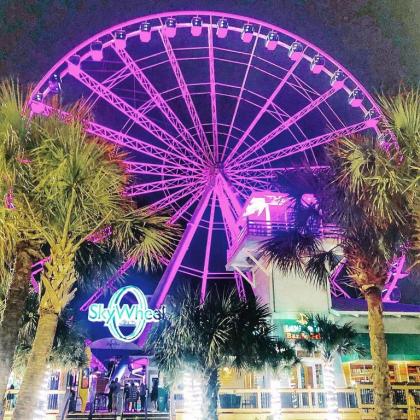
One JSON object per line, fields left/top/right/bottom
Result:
{"left": 149, "top": 183, "right": 214, "bottom": 309}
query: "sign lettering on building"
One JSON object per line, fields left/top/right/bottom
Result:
{"left": 283, "top": 313, "right": 321, "bottom": 340}
{"left": 88, "top": 286, "right": 165, "bottom": 343}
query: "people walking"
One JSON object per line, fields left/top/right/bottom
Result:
{"left": 6, "top": 384, "right": 16, "bottom": 410}
{"left": 128, "top": 381, "right": 138, "bottom": 412}
{"left": 139, "top": 379, "right": 147, "bottom": 412}
{"left": 150, "top": 378, "right": 158, "bottom": 411}
{"left": 111, "top": 377, "right": 123, "bottom": 414}
{"left": 123, "top": 382, "right": 130, "bottom": 412}
{"left": 108, "top": 380, "right": 115, "bottom": 412}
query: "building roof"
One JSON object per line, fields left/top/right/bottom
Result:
{"left": 332, "top": 297, "right": 420, "bottom": 315}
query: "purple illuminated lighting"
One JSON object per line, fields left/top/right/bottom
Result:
{"left": 30, "top": 257, "right": 50, "bottom": 293}
{"left": 383, "top": 255, "right": 409, "bottom": 303}
{"left": 30, "top": 11, "right": 387, "bottom": 314}
{"left": 86, "top": 226, "right": 113, "bottom": 243}
{"left": 80, "top": 258, "right": 135, "bottom": 311}
{"left": 4, "top": 189, "right": 15, "bottom": 209}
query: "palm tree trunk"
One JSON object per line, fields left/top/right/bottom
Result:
{"left": 0, "top": 244, "right": 32, "bottom": 419}
{"left": 365, "top": 287, "right": 392, "bottom": 420}
{"left": 203, "top": 369, "right": 219, "bottom": 420}
{"left": 323, "top": 359, "right": 339, "bottom": 420}
{"left": 12, "top": 309, "right": 58, "bottom": 420}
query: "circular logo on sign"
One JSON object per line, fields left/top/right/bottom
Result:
{"left": 88, "top": 285, "right": 165, "bottom": 343}
{"left": 107, "top": 286, "right": 149, "bottom": 342}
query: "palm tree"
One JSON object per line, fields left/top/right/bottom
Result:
{"left": 11, "top": 111, "right": 179, "bottom": 418}
{"left": 0, "top": 80, "right": 43, "bottom": 414}
{"left": 297, "top": 314, "right": 365, "bottom": 419}
{"left": 259, "top": 89, "right": 419, "bottom": 420}
{"left": 147, "top": 285, "right": 297, "bottom": 420}
{"left": 11, "top": 294, "right": 87, "bottom": 380}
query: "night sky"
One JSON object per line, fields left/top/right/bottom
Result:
{"left": 0, "top": 0, "right": 418, "bottom": 90}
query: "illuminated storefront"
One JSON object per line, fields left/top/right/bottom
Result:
{"left": 222, "top": 191, "right": 420, "bottom": 418}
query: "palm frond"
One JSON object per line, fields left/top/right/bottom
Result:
{"left": 115, "top": 207, "right": 181, "bottom": 272}
{"left": 147, "top": 285, "right": 296, "bottom": 380}
{"left": 305, "top": 250, "right": 342, "bottom": 288}
{"left": 299, "top": 314, "right": 365, "bottom": 362}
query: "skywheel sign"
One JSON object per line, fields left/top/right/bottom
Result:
{"left": 88, "top": 286, "right": 165, "bottom": 343}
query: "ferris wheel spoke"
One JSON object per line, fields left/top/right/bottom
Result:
{"left": 218, "top": 176, "right": 243, "bottom": 218}
{"left": 233, "top": 121, "right": 377, "bottom": 170}
{"left": 228, "top": 86, "right": 338, "bottom": 167}
{"left": 230, "top": 176, "right": 273, "bottom": 194}
{"left": 149, "top": 184, "right": 214, "bottom": 309}
{"left": 230, "top": 188, "right": 249, "bottom": 203}
{"left": 126, "top": 177, "right": 200, "bottom": 197}
{"left": 214, "top": 184, "right": 239, "bottom": 248}
{"left": 169, "top": 191, "right": 203, "bottom": 224}
{"left": 227, "top": 165, "right": 330, "bottom": 179}
{"left": 117, "top": 97, "right": 161, "bottom": 142}
{"left": 159, "top": 28, "right": 214, "bottom": 162}
{"left": 220, "top": 33, "right": 260, "bottom": 161}
{"left": 86, "top": 121, "right": 175, "bottom": 164}
{"left": 150, "top": 182, "right": 205, "bottom": 214}
{"left": 224, "top": 54, "right": 305, "bottom": 166}
{"left": 36, "top": 105, "right": 175, "bottom": 166}
{"left": 71, "top": 68, "right": 205, "bottom": 168}
{"left": 112, "top": 45, "right": 208, "bottom": 160}
{"left": 215, "top": 179, "right": 240, "bottom": 239}
{"left": 208, "top": 18, "right": 219, "bottom": 160}
{"left": 230, "top": 174, "right": 273, "bottom": 188}
{"left": 269, "top": 102, "right": 317, "bottom": 165}
{"left": 85, "top": 66, "right": 132, "bottom": 111}
{"left": 125, "top": 161, "right": 198, "bottom": 176}
{"left": 201, "top": 190, "right": 217, "bottom": 303}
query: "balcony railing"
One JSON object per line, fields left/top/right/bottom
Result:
{"left": 4, "top": 385, "right": 420, "bottom": 418}
{"left": 3, "top": 389, "right": 65, "bottom": 418}
{"left": 173, "top": 385, "right": 420, "bottom": 417}
{"left": 227, "top": 218, "right": 341, "bottom": 261}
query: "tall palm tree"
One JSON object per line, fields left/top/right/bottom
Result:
{"left": 297, "top": 314, "right": 365, "bottom": 419}
{"left": 259, "top": 89, "right": 419, "bottom": 420}
{"left": 147, "top": 285, "right": 297, "bottom": 420}
{"left": 9, "top": 290, "right": 87, "bottom": 380}
{"left": 0, "top": 80, "right": 43, "bottom": 415}
{"left": 11, "top": 112, "right": 179, "bottom": 418}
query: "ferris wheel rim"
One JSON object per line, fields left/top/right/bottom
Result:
{"left": 30, "top": 10, "right": 382, "bottom": 118}
{"left": 30, "top": 11, "right": 385, "bottom": 308}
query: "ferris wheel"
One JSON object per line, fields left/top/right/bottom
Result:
{"left": 30, "top": 11, "right": 384, "bottom": 309}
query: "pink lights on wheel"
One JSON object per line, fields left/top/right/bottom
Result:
{"left": 265, "top": 31, "right": 279, "bottom": 50}
{"left": 216, "top": 18, "right": 229, "bottom": 38}
{"left": 348, "top": 88, "right": 364, "bottom": 107}
{"left": 191, "top": 17, "right": 203, "bottom": 36}
{"left": 30, "top": 92, "right": 46, "bottom": 114}
{"left": 364, "top": 109, "right": 379, "bottom": 128}
{"left": 90, "top": 41, "right": 103, "bottom": 61}
{"left": 310, "top": 54, "right": 325, "bottom": 74}
{"left": 87, "top": 225, "right": 113, "bottom": 243}
{"left": 68, "top": 55, "right": 81, "bottom": 77}
{"left": 330, "top": 69, "right": 346, "bottom": 90}
{"left": 114, "top": 29, "right": 127, "bottom": 49}
{"left": 164, "top": 18, "right": 177, "bottom": 38}
{"left": 241, "top": 23, "right": 254, "bottom": 43}
{"left": 139, "top": 22, "right": 152, "bottom": 42}
{"left": 288, "top": 41, "right": 304, "bottom": 61}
